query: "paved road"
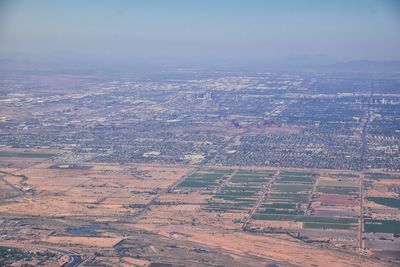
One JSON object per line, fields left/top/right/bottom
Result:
{"left": 358, "top": 91, "right": 372, "bottom": 252}
{"left": 130, "top": 166, "right": 200, "bottom": 221}
{"left": 242, "top": 170, "right": 280, "bottom": 229}
{"left": 62, "top": 255, "right": 83, "bottom": 267}
{"left": 0, "top": 174, "right": 24, "bottom": 200}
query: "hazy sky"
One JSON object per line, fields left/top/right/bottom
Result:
{"left": 0, "top": 0, "right": 399, "bottom": 68}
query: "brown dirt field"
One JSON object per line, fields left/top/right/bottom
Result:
{"left": 1, "top": 161, "right": 395, "bottom": 266}
{"left": 0, "top": 167, "right": 21, "bottom": 173}
{"left": 0, "top": 157, "right": 46, "bottom": 169}
{"left": 42, "top": 236, "right": 122, "bottom": 248}
{"left": 313, "top": 207, "right": 359, "bottom": 218}
{"left": 133, "top": 223, "right": 388, "bottom": 267}
{"left": 120, "top": 257, "right": 150, "bottom": 266}
{"left": 0, "top": 162, "right": 192, "bottom": 219}
{"left": 1, "top": 174, "right": 25, "bottom": 187}
{"left": 140, "top": 205, "right": 242, "bottom": 229}
{"left": 158, "top": 192, "right": 209, "bottom": 203}
{"left": 317, "top": 194, "right": 359, "bottom": 206}
{"left": 249, "top": 219, "right": 302, "bottom": 229}
{"left": 366, "top": 179, "right": 400, "bottom": 198}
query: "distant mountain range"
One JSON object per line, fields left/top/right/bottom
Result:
{"left": 1, "top": 56, "right": 400, "bottom": 73}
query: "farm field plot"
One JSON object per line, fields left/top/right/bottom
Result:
{"left": 311, "top": 174, "right": 360, "bottom": 233}
{"left": 365, "top": 173, "right": 400, "bottom": 180}
{"left": 0, "top": 147, "right": 64, "bottom": 169}
{"left": 205, "top": 170, "right": 274, "bottom": 214}
{"left": 177, "top": 170, "right": 229, "bottom": 189}
{"left": 363, "top": 172, "right": 400, "bottom": 261}
{"left": 134, "top": 167, "right": 390, "bottom": 267}
{"left": 252, "top": 171, "right": 316, "bottom": 224}
{"left": 249, "top": 171, "right": 361, "bottom": 250}
{"left": 0, "top": 151, "right": 56, "bottom": 158}
{"left": 143, "top": 167, "right": 276, "bottom": 228}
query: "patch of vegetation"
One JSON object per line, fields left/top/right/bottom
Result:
{"left": 0, "top": 246, "right": 56, "bottom": 266}
{"left": 178, "top": 180, "right": 214, "bottom": 188}
{"left": 177, "top": 172, "right": 225, "bottom": 188}
{"left": 230, "top": 175, "right": 270, "bottom": 183}
{"left": 278, "top": 176, "right": 314, "bottom": 183}
{"left": 217, "top": 190, "right": 258, "bottom": 197}
{"left": 364, "top": 219, "right": 400, "bottom": 234}
{"left": 280, "top": 171, "right": 315, "bottom": 176}
{"left": 272, "top": 184, "right": 313, "bottom": 192}
{"left": 261, "top": 203, "right": 297, "bottom": 209}
{"left": 367, "top": 197, "right": 400, "bottom": 209}
{"left": 222, "top": 186, "right": 260, "bottom": 191}
{"left": 268, "top": 193, "right": 310, "bottom": 203}
{"left": 236, "top": 170, "right": 274, "bottom": 175}
{"left": 252, "top": 214, "right": 357, "bottom": 224}
{"left": 328, "top": 173, "right": 358, "bottom": 178}
{"left": 365, "top": 173, "right": 400, "bottom": 180}
{"left": 0, "top": 151, "right": 56, "bottom": 158}
{"left": 49, "top": 164, "right": 92, "bottom": 170}
{"left": 213, "top": 195, "right": 257, "bottom": 201}
{"left": 317, "top": 186, "right": 358, "bottom": 195}
{"left": 256, "top": 208, "right": 301, "bottom": 215}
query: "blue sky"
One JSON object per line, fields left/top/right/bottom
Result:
{"left": 0, "top": 0, "right": 399, "bottom": 68}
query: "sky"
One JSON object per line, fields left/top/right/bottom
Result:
{"left": 0, "top": 0, "right": 399, "bottom": 69}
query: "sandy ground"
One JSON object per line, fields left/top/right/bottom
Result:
{"left": 134, "top": 223, "right": 389, "bottom": 267}
{"left": 1, "top": 159, "right": 397, "bottom": 266}
{"left": 42, "top": 236, "right": 122, "bottom": 248}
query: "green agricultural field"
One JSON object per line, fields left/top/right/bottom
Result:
{"left": 230, "top": 176, "right": 270, "bottom": 183}
{"left": 213, "top": 195, "right": 257, "bottom": 201}
{"left": 252, "top": 214, "right": 357, "bottom": 224}
{"left": 317, "top": 186, "right": 358, "bottom": 195}
{"left": 280, "top": 171, "right": 314, "bottom": 176}
{"left": 191, "top": 173, "right": 225, "bottom": 180}
{"left": 278, "top": 176, "right": 314, "bottom": 183}
{"left": 231, "top": 174, "right": 269, "bottom": 178}
{"left": 367, "top": 197, "right": 400, "bottom": 209}
{"left": 0, "top": 151, "right": 56, "bottom": 158}
{"left": 217, "top": 191, "right": 259, "bottom": 197}
{"left": 236, "top": 170, "right": 274, "bottom": 175}
{"left": 365, "top": 173, "right": 400, "bottom": 180}
{"left": 256, "top": 208, "right": 302, "bottom": 215}
{"left": 272, "top": 184, "right": 313, "bottom": 192}
{"left": 364, "top": 219, "right": 400, "bottom": 234}
{"left": 222, "top": 186, "right": 260, "bottom": 191}
{"left": 177, "top": 171, "right": 226, "bottom": 188}
{"left": 268, "top": 193, "right": 310, "bottom": 203}
{"left": 252, "top": 214, "right": 296, "bottom": 221}
{"left": 328, "top": 173, "right": 358, "bottom": 178}
{"left": 261, "top": 203, "right": 297, "bottom": 209}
